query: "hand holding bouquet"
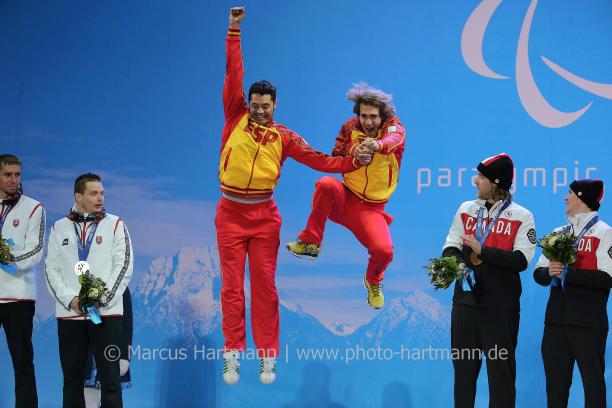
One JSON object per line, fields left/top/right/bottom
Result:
{"left": 537, "top": 229, "right": 576, "bottom": 288}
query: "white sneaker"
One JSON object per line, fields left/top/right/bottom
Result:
{"left": 222, "top": 350, "right": 240, "bottom": 385}
{"left": 259, "top": 357, "right": 277, "bottom": 384}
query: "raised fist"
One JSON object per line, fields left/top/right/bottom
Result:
{"left": 229, "top": 7, "right": 245, "bottom": 28}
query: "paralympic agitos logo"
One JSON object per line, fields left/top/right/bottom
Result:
{"left": 461, "top": 0, "right": 612, "bottom": 128}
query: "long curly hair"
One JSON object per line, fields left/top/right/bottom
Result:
{"left": 346, "top": 82, "right": 396, "bottom": 122}
{"left": 492, "top": 187, "right": 513, "bottom": 203}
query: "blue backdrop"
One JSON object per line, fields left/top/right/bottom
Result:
{"left": 1, "top": 0, "right": 611, "bottom": 406}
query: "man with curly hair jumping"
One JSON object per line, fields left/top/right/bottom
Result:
{"left": 287, "top": 83, "right": 406, "bottom": 309}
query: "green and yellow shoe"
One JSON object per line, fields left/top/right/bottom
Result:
{"left": 286, "top": 241, "right": 321, "bottom": 260}
{"left": 363, "top": 277, "right": 384, "bottom": 309}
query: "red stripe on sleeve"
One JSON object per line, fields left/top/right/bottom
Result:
{"left": 29, "top": 203, "right": 42, "bottom": 219}
{"left": 114, "top": 218, "right": 122, "bottom": 235}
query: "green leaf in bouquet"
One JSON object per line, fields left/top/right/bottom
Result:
{"left": 543, "top": 248, "right": 559, "bottom": 262}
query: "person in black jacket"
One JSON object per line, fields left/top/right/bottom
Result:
{"left": 533, "top": 179, "right": 611, "bottom": 408}
{"left": 443, "top": 153, "right": 536, "bottom": 408}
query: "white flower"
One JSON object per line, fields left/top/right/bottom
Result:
{"left": 88, "top": 288, "right": 100, "bottom": 298}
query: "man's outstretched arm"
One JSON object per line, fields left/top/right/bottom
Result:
{"left": 283, "top": 129, "right": 365, "bottom": 173}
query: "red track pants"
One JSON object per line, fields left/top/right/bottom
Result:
{"left": 298, "top": 176, "right": 394, "bottom": 284}
{"left": 215, "top": 196, "right": 281, "bottom": 358}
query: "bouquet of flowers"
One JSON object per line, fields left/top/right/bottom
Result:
{"left": 425, "top": 256, "right": 463, "bottom": 290}
{"left": 0, "top": 234, "right": 14, "bottom": 265}
{"left": 0, "top": 235, "right": 16, "bottom": 274}
{"left": 77, "top": 270, "right": 108, "bottom": 325}
{"left": 537, "top": 229, "right": 577, "bottom": 265}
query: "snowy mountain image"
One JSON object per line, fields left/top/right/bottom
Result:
{"left": 132, "top": 246, "right": 346, "bottom": 348}
{"left": 349, "top": 291, "right": 450, "bottom": 348}
{"left": 134, "top": 246, "right": 222, "bottom": 340}
{"left": 131, "top": 246, "right": 450, "bottom": 348}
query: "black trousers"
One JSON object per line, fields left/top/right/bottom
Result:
{"left": 58, "top": 317, "right": 123, "bottom": 408}
{"left": 84, "top": 288, "right": 133, "bottom": 386}
{"left": 0, "top": 301, "right": 38, "bottom": 408}
{"left": 451, "top": 305, "right": 519, "bottom": 408}
{"left": 542, "top": 324, "right": 607, "bottom": 408}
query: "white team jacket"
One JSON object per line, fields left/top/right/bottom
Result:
{"left": 0, "top": 194, "right": 46, "bottom": 302}
{"left": 535, "top": 211, "right": 612, "bottom": 274}
{"left": 45, "top": 211, "right": 133, "bottom": 319}
{"left": 444, "top": 199, "right": 536, "bottom": 263}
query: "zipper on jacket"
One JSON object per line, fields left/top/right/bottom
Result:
{"left": 362, "top": 165, "right": 370, "bottom": 198}
{"left": 245, "top": 146, "right": 261, "bottom": 191}
{"left": 223, "top": 147, "right": 233, "bottom": 172}
{"left": 81, "top": 221, "right": 88, "bottom": 246}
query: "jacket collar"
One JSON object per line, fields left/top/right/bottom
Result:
{"left": 67, "top": 203, "right": 106, "bottom": 224}
{"left": 475, "top": 199, "right": 509, "bottom": 217}
{"left": 566, "top": 211, "right": 598, "bottom": 234}
{"left": 0, "top": 191, "right": 21, "bottom": 207}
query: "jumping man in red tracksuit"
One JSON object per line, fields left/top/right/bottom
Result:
{"left": 287, "top": 83, "right": 406, "bottom": 309}
{"left": 217, "top": 7, "right": 371, "bottom": 385}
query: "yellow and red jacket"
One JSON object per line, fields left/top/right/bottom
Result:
{"left": 331, "top": 116, "right": 406, "bottom": 203}
{"left": 219, "top": 28, "right": 359, "bottom": 198}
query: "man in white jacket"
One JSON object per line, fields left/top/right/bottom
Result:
{"left": 45, "top": 173, "right": 133, "bottom": 408}
{"left": 0, "top": 154, "right": 45, "bottom": 408}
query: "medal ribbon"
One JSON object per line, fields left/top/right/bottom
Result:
{"left": 475, "top": 200, "right": 511, "bottom": 245}
{"left": 73, "top": 221, "right": 99, "bottom": 262}
{"left": 0, "top": 203, "right": 15, "bottom": 232}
